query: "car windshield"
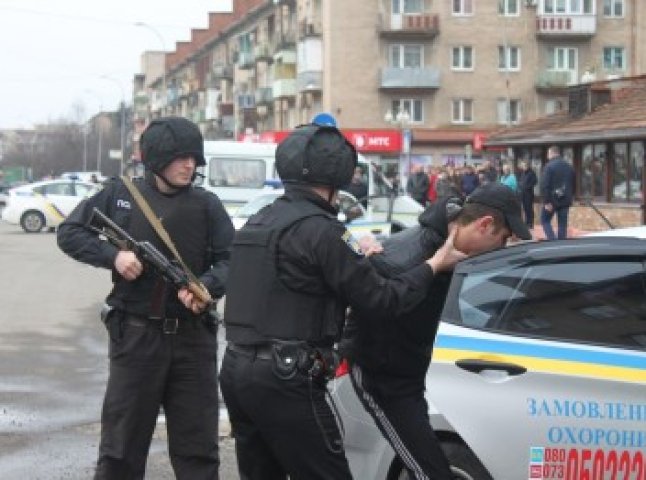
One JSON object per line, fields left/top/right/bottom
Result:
{"left": 235, "top": 193, "right": 279, "bottom": 218}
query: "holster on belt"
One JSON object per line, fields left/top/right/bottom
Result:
{"left": 271, "top": 341, "right": 338, "bottom": 382}
{"left": 100, "top": 304, "right": 124, "bottom": 342}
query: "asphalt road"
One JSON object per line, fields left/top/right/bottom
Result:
{"left": 0, "top": 220, "right": 240, "bottom": 479}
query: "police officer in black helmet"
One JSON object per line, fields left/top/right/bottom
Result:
{"left": 57, "top": 116, "right": 234, "bottom": 479}
{"left": 219, "top": 124, "right": 468, "bottom": 479}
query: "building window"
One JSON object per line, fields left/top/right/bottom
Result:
{"left": 451, "top": 98, "right": 473, "bottom": 124}
{"left": 498, "top": 45, "right": 521, "bottom": 71}
{"left": 499, "top": 0, "right": 519, "bottom": 15}
{"left": 603, "top": 0, "right": 624, "bottom": 17}
{"left": 612, "top": 142, "right": 643, "bottom": 202}
{"left": 392, "top": 0, "right": 423, "bottom": 14}
{"left": 544, "top": 0, "right": 594, "bottom": 14}
{"left": 452, "top": 0, "right": 474, "bottom": 15}
{"left": 390, "top": 44, "right": 423, "bottom": 68}
{"left": 497, "top": 99, "right": 521, "bottom": 124}
{"left": 581, "top": 144, "right": 607, "bottom": 199}
{"left": 548, "top": 46, "right": 578, "bottom": 84}
{"left": 603, "top": 47, "right": 625, "bottom": 71}
{"left": 545, "top": 99, "right": 564, "bottom": 115}
{"left": 391, "top": 99, "right": 423, "bottom": 123}
{"left": 452, "top": 46, "right": 474, "bottom": 70}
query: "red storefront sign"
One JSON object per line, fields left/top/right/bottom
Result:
{"left": 242, "top": 129, "right": 403, "bottom": 154}
{"left": 343, "top": 130, "right": 402, "bottom": 153}
{"left": 473, "top": 132, "right": 487, "bottom": 151}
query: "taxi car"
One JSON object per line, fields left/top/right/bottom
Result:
{"left": 331, "top": 233, "right": 646, "bottom": 480}
{"left": 1, "top": 179, "right": 100, "bottom": 232}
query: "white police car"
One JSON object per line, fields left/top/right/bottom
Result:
{"left": 331, "top": 233, "right": 646, "bottom": 480}
{"left": 230, "top": 189, "right": 405, "bottom": 240}
{"left": 1, "top": 179, "right": 100, "bottom": 232}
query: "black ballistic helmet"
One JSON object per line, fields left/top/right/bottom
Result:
{"left": 140, "top": 116, "right": 206, "bottom": 172}
{"left": 275, "top": 124, "right": 357, "bottom": 188}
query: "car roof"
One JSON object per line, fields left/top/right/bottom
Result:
{"left": 455, "top": 236, "right": 646, "bottom": 275}
{"left": 11, "top": 178, "right": 96, "bottom": 191}
{"left": 584, "top": 226, "right": 646, "bottom": 240}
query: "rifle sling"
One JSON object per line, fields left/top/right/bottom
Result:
{"left": 120, "top": 175, "right": 208, "bottom": 297}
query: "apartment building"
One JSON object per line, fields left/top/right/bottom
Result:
{"left": 132, "top": 0, "right": 645, "bottom": 178}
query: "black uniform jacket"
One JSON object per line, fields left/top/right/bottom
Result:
{"left": 57, "top": 176, "right": 234, "bottom": 319}
{"left": 225, "top": 185, "right": 440, "bottom": 344}
{"left": 347, "top": 198, "right": 453, "bottom": 380}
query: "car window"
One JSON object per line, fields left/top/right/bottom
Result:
{"left": 208, "top": 157, "right": 266, "bottom": 188}
{"left": 452, "top": 260, "right": 646, "bottom": 350}
{"left": 74, "top": 183, "right": 98, "bottom": 198}
{"left": 35, "top": 182, "right": 74, "bottom": 196}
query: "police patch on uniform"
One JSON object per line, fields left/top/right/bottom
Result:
{"left": 341, "top": 230, "right": 364, "bottom": 256}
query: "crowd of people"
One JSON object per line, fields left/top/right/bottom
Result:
{"left": 406, "top": 149, "right": 575, "bottom": 239}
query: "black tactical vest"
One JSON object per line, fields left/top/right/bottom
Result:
{"left": 224, "top": 196, "right": 341, "bottom": 345}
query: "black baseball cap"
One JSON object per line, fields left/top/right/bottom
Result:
{"left": 466, "top": 183, "right": 532, "bottom": 240}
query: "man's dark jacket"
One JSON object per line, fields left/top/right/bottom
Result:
{"left": 346, "top": 198, "right": 454, "bottom": 379}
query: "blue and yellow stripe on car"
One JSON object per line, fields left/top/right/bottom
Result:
{"left": 432, "top": 334, "right": 646, "bottom": 383}
{"left": 33, "top": 193, "right": 66, "bottom": 222}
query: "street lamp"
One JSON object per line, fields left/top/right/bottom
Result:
{"left": 100, "top": 75, "right": 127, "bottom": 175}
{"left": 135, "top": 21, "right": 167, "bottom": 116}
{"left": 84, "top": 90, "right": 104, "bottom": 173}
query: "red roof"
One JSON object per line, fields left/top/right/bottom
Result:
{"left": 486, "top": 76, "right": 646, "bottom": 146}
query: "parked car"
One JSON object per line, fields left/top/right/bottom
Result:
{"left": 0, "top": 183, "right": 9, "bottom": 206}
{"left": 331, "top": 234, "right": 646, "bottom": 480}
{"left": 1, "top": 179, "right": 101, "bottom": 232}
{"left": 230, "top": 189, "right": 400, "bottom": 239}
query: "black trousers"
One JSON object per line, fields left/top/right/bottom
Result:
{"left": 350, "top": 363, "right": 453, "bottom": 480}
{"left": 219, "top": 346, "right": 352, "bottom": 480}
{"left": 95, "top": 315, "right": 220, "bottom": 480}
{"left": 521, "top": 192, "right": 535, "bottom": 228}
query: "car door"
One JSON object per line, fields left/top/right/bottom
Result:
{"left": 32, "top": 181, "right": 77, "bottom": 224}
{"left": 428, "top": 237, "right": 646, "bottom": 480}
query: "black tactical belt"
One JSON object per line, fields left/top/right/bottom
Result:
{"left": 227, "top": 343, "right": 273, "bottom": 360}
{"left": 125, "top": 315, "right": 199, "bottom": 335}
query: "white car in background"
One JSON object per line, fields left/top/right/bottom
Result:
{"left": 1, "top": 179, "right": 101, "bottom": 232}
{"left": 229, "top": 189, "right": 416, "bottom": 239}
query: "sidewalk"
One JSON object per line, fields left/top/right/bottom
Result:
{"left": 529, "top": 225, "right": 590, "bottom": 241}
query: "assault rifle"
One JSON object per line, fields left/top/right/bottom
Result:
{"left": 87, "top": 207, "right": 213, "bottom": 304}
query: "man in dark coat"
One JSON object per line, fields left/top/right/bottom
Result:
{"left": 540, "top": 145, "right": 576, "bottom": 240}
{"left": 406, "top": 163, "right": 430, "bottom": 206}
{"left": 518, "top": 160, "right": 538, "bottom": 228}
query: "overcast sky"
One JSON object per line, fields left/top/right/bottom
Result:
{"left": 0, "top": 0, "right": 232, "bottom": 129}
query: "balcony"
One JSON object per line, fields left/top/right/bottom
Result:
{"left": 255, "top": 87, "right": 274, "bottom": 106}
{"left": 238, "top": 50, "right": 255, "bottom": 70}
{"left": 298, "top": 19, "right": 322, "bottom": 39}
{"left": 273, "top": 79, "right": 297, "bottom": 99}
{"left": 297, "top": 70, "right": 322, "bottom": 92}
{"left": 254, "top": 43, "right": 273, "bottom": 63}
{"left": 378, "top": 13, "right": 440, "bottom": 39}
{"left": 271, "top": 29, "right": 297, "bottom": 57}
{"left": 379, "top": 67, "right": 441, "bottom": 90}
{"left": 535, "top": 70, "right": 575, "bottom": 92}
{"left": 536, "top": 14, "right": 596, "bottom": 38}
{"left": 211, "top": 64, "right": 234, "bottom": 81}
